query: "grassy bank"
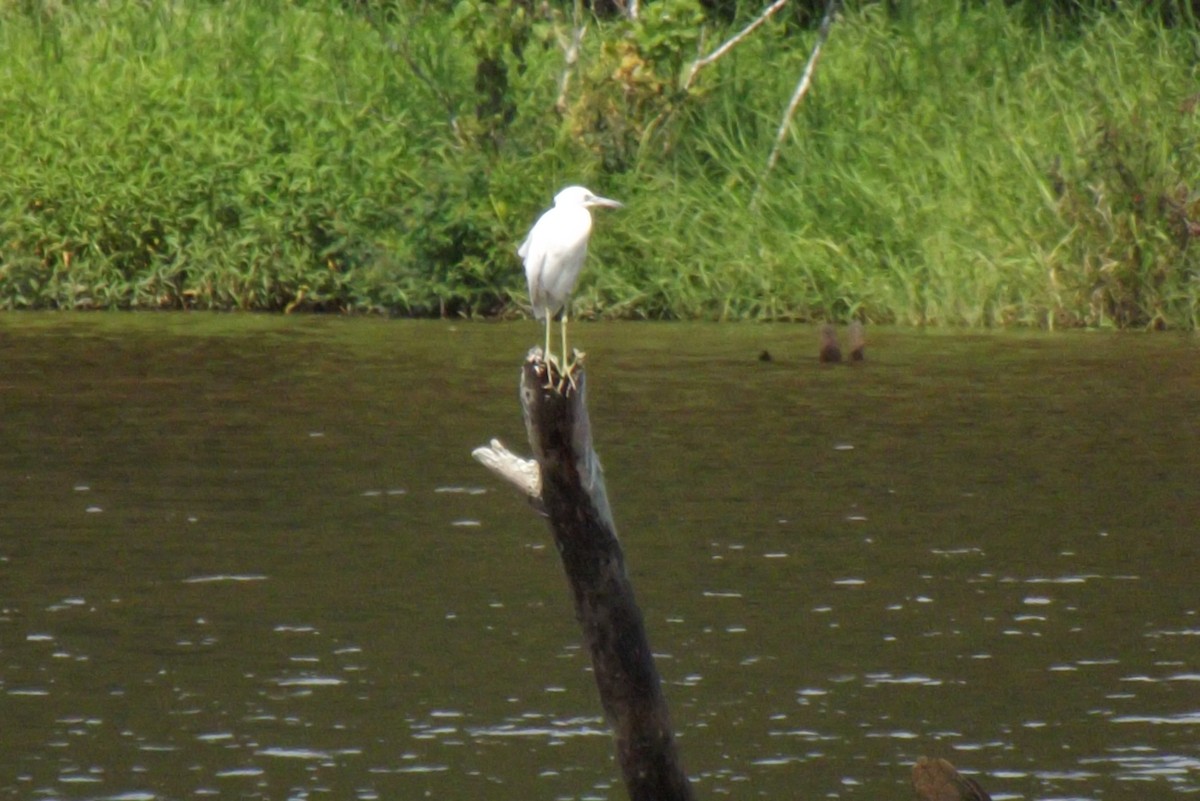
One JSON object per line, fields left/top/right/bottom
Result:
{"left": 1, "top": 0, "right": 1197, "bottom": 327}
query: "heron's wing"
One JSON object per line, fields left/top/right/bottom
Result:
{"left": 520, "top": 206, "right": 592, "bottom": 319}
{"left": 520, "top": 224, "right": 550, "bottom": 318}
{"left": 533, "top": 209, "right": 591, "bottom": 299}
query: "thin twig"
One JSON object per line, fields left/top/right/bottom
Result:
{"left": 683, "top": 0, "right": 790, "bottom": 92}
{"left": 555, "top": 0, "right": 588, "bottom": 115}
{"left": 760, "top": 0, "right": 841, "bottom": 187}
{"left": 610, "top": 0, "right": 640, "bottom": 20}
{"left": 393, "top": 40, "right": 458, "bottom": 124}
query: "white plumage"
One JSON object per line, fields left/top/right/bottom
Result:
{"left": 518, "top": 185, "right": 622, "bottom": 374}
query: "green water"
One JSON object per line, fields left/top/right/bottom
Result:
{"left": 1, "top": 315, "right": 1197, "bottom": 800}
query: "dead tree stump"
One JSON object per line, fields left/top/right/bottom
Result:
{"left": 473, "top": 352, "right": 695, "bottom": 801}
{"left": 476, "top": 355, "right": 996, "bottom": 801}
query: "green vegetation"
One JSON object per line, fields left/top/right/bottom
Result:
{"left": 1, "top": 0, "right": 1198, "bottom": 327}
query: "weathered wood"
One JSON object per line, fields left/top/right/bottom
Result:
{"left": 475, "top": 350, "right": 694, "bottom": 801}
{"left": 470, "top": 438, "right": 542, "bottom": 506}
{"left": 475, "top": 355, "right": 991, "bottom": 801}
{"left": 912, "top": 757, "right": 993, "bottom": 801}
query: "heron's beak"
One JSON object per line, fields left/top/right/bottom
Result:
{"left": 587, "top": 195, "right": 624, "bottom": 209}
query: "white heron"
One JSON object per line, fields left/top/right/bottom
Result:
{"left": 518, "top": 185, "right": 623, "bottom": 379}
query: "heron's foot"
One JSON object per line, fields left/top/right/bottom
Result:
{"left": 542, "top": 352, "right": 564, "bottom": 388}
{"left": 563, "top": 349, "right": 586, "bottom": 374}
{"left": 531, "top": 349, "right": 584, "bottom": 394}
{"left": 557, "top": 350, "right": 586, "bottom": 393}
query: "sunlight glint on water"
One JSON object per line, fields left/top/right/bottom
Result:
{"left": 1, "top": 316, "right": 1197, "bottom": 799}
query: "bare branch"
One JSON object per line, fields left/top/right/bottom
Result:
{"left": 473, "top": 355, "right": 695, "bottom": 801}
{"left": 555, "top": 0, "right": 588, "bottom": 115}
{"left": 471, "top": 438, "right": 541, "bottom": 501}
{"left": 608, "top": 0, "right": 640, "bottom": 20}
{"left": 761, "top": 0, "right": 841, "bottom": 184}
{"left": 683, "top": 0, "right": 790, "bottom": 92}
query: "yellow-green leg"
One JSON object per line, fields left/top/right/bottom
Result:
{"left": 541, "top": 319, "right": 558, "bottom": 389}
{"left": 558, "top": 311, "right": 581, "bottom": 392}
{"left": 561, "top": 311, "right": 570, "bottom": 372}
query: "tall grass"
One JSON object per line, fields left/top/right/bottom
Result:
{"left": 605, "top": 2, "right": 1200, "bottom": 327}
{"left": 0, "top": 0, "right": 495, "bottom": 313}
{"left": 1, "top": 0, "right": 1198, "bottom": 327}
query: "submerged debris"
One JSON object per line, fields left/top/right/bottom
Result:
{"left": 848, "top": 320, "right": 866, "bottom": 361}
{"left": 819, "top": 322, "right": 866, "bottom": 363}
{"left": 818, "top": 324, "right": 842, "bottom": 363}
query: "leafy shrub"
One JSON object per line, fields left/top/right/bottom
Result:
{"left": 1, "top": 0, "right": 1198, "bottom": 327}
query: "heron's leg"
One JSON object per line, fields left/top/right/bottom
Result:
{"left": 542, "top": 319, "right": 558, "bottom": 389}
{"left": 558, "top": 311, "right": 579, "bottom": 392}
{"left": 561, "top": 311, "right": 570, "bottom": 371}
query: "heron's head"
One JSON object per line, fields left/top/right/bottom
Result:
{"left": 554, "top": 185, "right": 624, "bottom": 211}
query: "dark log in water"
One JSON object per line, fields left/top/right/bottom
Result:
{"left": 912, "top": 757, "right": 993, "bottom": 801}
{"left": 476, "top": 354, "right": 990, "bottom": 801}
{"left": 474, "top": 350, "right": 695, "bottom": 801}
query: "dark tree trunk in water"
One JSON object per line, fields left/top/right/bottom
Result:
{"left": 475, "top": 354, "right": 996, "bottom": 801}
{"left": 518, "top": 355, "right": 695, "bottom": 801}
